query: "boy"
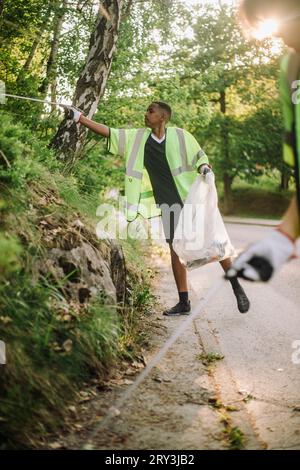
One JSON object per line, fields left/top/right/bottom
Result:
{"left": 68, "top": 101, "right": 250, "bottom": 314}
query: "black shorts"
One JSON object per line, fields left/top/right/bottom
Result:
{"left": 160, "top": 204, "right": 183, "bottom": 244}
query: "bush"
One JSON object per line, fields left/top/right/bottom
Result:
{"left": 0, "top": 111, "right": 154, "bottom": 448}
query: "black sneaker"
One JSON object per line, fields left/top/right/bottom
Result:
{"left": 233, "top": 285, "right": 250, "bottom": 314}
{"left": 163, "top": 300, "right": 191, "bottom": 316}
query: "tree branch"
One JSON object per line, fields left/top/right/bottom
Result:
{"left": 0, "top": 149, "right": 11, "bottom": 168}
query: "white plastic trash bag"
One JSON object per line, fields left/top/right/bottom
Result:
{"left": 173, "top": 173, "right": 235, "bottom": 270}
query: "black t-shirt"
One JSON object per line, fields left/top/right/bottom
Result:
{"left": 144, "top": 134, "right": 183, "bottom": 208}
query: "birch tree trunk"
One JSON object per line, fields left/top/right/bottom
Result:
{"left": 50, "top": 77, "right": 58, "bottom": 112}
{"left": 51, "top": 0, "right": 123, "bottom": 170}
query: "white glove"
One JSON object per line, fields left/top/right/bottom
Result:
{"left": 226, "top": 230, "right": 295, "bottom": 282}
{"left": 204, "top": 170, "right": 215, "bottom": 184}
{"left": 67, "top": 106, "right": 82, "bottom": 123}
{"left": 199, "top": 164, "right": 212, "bottom": 175}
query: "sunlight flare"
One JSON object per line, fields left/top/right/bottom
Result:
{"left": 252, "top": 19, "right": 279, "bottom": 40}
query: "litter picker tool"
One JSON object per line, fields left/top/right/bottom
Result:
{"left": 0, "top": 92, "right": 82, "bottom": 112}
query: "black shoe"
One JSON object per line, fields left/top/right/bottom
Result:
{"left": 233, "top": 285, "right": 250, "bottom": 314}
{"left": 163, "top": 300, "right": 191, "bottom": 316}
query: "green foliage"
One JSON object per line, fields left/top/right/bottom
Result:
{"left": 0, "top": 272, "right": 121, "bottom": 448}
{"left": 196, "top": 352, "right": 224, "bottom": 366}
{"left": 170, "top": 2, "right": 285, "bottom": 207}
{"left": 0, "top": 112, "right": 61, "bottom": 184}
{"left": 219, "top": 182, "right": 292, "bottom": 219}
{"left": 241, "top": 105, "right": 289, "bottom": 177}
{"left": 131, "top": 284, "right": 155, "bottom": 312}
{"left": 74, "top": 139, "right": 124, "bottom": 197}
{"left": 224, "top": 426, "right": 245, "bottom": 450}
{"left": 0, "top": 234, "right": 22, "bottom": 278}
{"left": 0, "top": 111, "right": 155, "bottom": 448}
{"left": 0, "top": 0, "right": 294, "bottom": 448}
{"left": 0, "top": 0, "right": 287, "bottom": 198}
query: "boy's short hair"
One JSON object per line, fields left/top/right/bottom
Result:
{"left": 152, "top": 101, "right": 172, "bottom": 120}
{"left": 240, "top": 0, "right": 300, "bottom": 26}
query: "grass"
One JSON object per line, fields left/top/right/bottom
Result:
{"left": 0, "top": 111, "right": 288, "bottom": 449}
{"left": 0, "top": 112, "right": 155, "bottom": 448}
{"left": 218, "top": 177, "right": 293, "bottom": 219}
{"left": 224, "top": 426, "right": 245, "bottom": 450}
{"left": 196, "top": 352, "right": 225, "bottom": 366}
{"left": 119, "top": 240, "right": 156, "bottom": 356}
{"left": 0, "top": 248, "right": 123, "bottom": 448}
{"left": 208, "top": 396, "right": 245, "bottom": 449}
{"left": 0, "top": 228, "right": 153, "bottom": 448}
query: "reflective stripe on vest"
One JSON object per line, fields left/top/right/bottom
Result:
{"left": 118, "top": 129, "right": 126, "bottom": 157}
{"left": 172, "top": 128, "right": 193, "bottom": 176}
{"left": 126, "top": 129, "right": 145, "bottom": 180}
{"left": 192, "top": 148, "right": 206, "bottom": 168}
{"left": 126, "top": 128, "right": 199, "bottom": 180}
{"left": 281, "top": 56, "right": 298, "bottom": 169}
{"left": 282, "top": 53, "right": 300, "bottom": 213}
{"left": 172, "top": 128, "right": 194, "bottom": 176}
{"left": 125, "top": 200, "right": 139, "bottom": 212}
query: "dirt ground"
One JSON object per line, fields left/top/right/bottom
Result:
{"left": 46, "top": 243, "right": 255, "bottom": 450}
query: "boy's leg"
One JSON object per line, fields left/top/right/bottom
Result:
{"left": 161, "top": 204, "right": 191, "bottom": 316}
{"left": 162, "top": 243, "right": 191, "bottom": 316}
{"left": 170, "top": 243, "right": 188, "bottom": 292}
{"left": 220, "top": 258, "right": 250, "bottom": 313}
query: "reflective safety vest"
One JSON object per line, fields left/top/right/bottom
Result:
{"left": 108, "top": 127, "right": 209, "bottom": 221}
{"left": 280, "top": 52, "right": 300, "bottom": 211}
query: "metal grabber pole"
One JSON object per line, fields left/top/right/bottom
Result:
{"left": 0, "top": 92, "right": 83, "bottom": 112}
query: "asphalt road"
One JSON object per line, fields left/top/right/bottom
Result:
{"left": 54, "top": 222, "right": 300, "bottom": 450}
{"left": 189, "top": 223, "right": 300, "bottom": 449}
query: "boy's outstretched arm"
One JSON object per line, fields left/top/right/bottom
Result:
{"left": 68, "top": 106, "right": 110, "bottom": 137}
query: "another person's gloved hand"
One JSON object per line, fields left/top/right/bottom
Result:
{"left": 226, "top": 229, "right": 295, "bottom": 282}
{"left": 199, "top": 164, "right": 212, "bottom": 175}
{"left": 66, "top": 105, "right": 82, "bottom": 123}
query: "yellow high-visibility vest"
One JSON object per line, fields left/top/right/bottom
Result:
{"left": 108, "top": 127, "right": 209, "bottom": 221}
{"left": 280, "top": 52, "right": 300, "bottom": 209}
